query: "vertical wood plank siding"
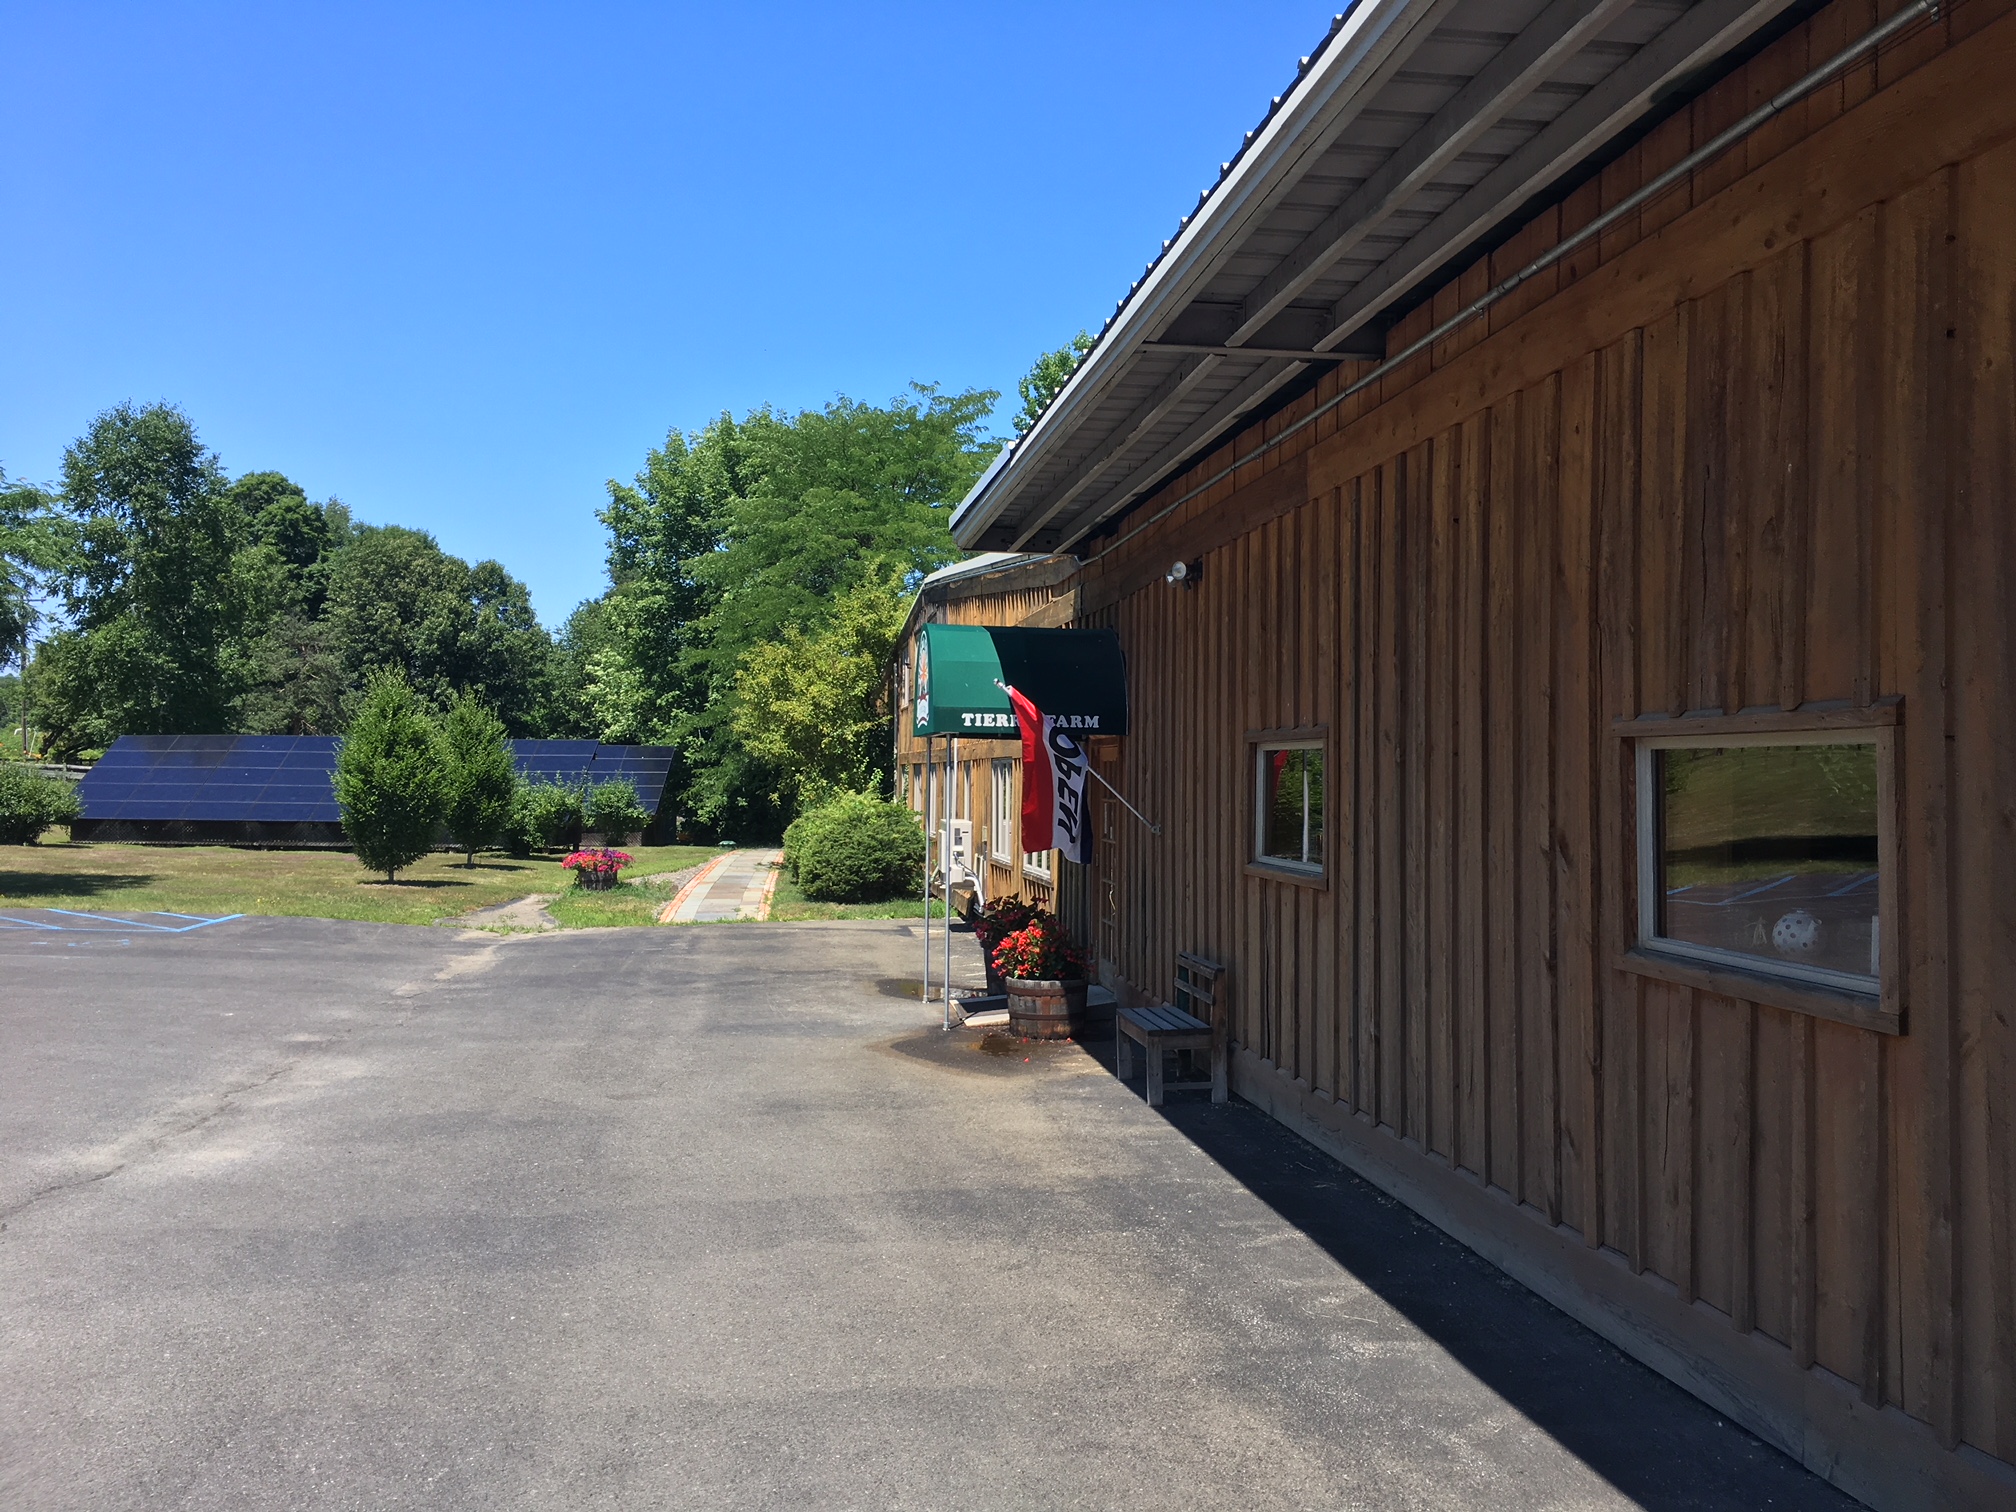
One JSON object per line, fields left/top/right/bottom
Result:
{"left": 1059, "top": 3, "right": 2016, "bottom": 1497}
{"left": 892, "top": 573, "right": 1074, "bottom": 907}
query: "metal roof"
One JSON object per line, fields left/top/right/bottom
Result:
{"left": 916, "top": 551, "right": 1045, "bottom": 590}
{"left": 952, "top": 0, "right": 1806, "bottom": 554}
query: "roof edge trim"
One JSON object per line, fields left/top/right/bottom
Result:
{"left": 952, "top": 0, "right": 1441, "bottom": 547}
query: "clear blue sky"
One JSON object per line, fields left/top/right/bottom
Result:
{"left": 2, "top": 2, "right": 1336, "bottom": 626}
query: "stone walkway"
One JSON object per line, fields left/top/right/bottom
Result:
{"left": 455, "top": 893, "right": 559, "bottom": 931}
{"left": 657, "top": 848, "right": 782, "bottom": 924}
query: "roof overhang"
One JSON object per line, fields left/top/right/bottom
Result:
{"left": 954, "top": 0, "right": 1808, "bottom": 555}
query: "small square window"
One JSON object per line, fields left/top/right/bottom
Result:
{"left": 1637, "top": 732, "right": 1885, "bottom": 997}
{"left": 1254, "top": 741, "right": 1324, "bottom": 874}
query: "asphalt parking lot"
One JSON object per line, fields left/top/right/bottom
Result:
{"left": 0, "top": 913, "right": 1858, "bottom": 1510}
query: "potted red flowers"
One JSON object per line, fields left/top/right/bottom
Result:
{"left": 562, "top": 848, "right": 632, "bottom": 891}
{"left": 990, "top": 909, "right": 1091, "bottom": 1040}
{"left": 971, "top": 896, "right": 1041, "bottom": 995}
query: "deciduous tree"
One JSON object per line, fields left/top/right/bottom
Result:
{"left": 1010, "top": 331, "right": 1094, "bottom": 436}
{"left": 323, "top": 525, "right": 553, "bottom": 732}
{"left": 37, "top": 404, "right": 252, "bottom": 755}
{"left": 730, "top": 573, "right": 907, "bottom": 810}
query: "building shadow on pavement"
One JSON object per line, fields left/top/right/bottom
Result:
{"left": 1087, "top": 1042, "right": 1860, "bottom": 1512}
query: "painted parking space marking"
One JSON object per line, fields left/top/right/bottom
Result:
{"left": 0, "top": 909, "right": 245, "bottom": 933}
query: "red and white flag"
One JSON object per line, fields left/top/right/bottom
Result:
{"left": 1006, "top": 684, "right": 1092, "bottom": 864}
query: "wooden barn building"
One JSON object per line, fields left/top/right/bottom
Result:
{"left": 893, "top": 551, "right": 1080, "bottom": 910}
{"left": 939, "top": 0, "right": 2016, "bottom": 1505}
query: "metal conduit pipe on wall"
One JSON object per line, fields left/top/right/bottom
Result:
{"left": 1083, "top": 0, "right": 1941, "bottom": 558}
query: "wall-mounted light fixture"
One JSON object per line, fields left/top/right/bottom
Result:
{"left": 1165, "top": 558, "right": 1202, "bottom": 589}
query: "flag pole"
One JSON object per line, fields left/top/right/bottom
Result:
{"left": 921, "top": 735, "right": 933, "bottom": 1016}
{"left": 943, "top": 738, "right": 956, "bottom": 1030}
{"left": 1084, "top": 762, "right": 1162, "bottom": 836}
{"left": 995, "top": 679, "right": 1161, "bottom": 836}
{"left": 939, "top": 741, "right": 955, "bottom": 1040}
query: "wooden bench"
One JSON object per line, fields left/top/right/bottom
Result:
{"left": 1115, "top": 953, "right": 1227, "bottom": 1106}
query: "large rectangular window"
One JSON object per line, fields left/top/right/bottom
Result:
{"left": 1637, "top": 730, "right": 1886, "bottom": 998}
{"left": 1254, "top": 740, "right": 1324, "bottom": 875}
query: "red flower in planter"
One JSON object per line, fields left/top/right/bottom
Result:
{"left": 972, "top": 895, "right": 1041, "bottom": 954}
{"left": 990, "top": 914, "right": 1089, "bottom": 982}
{"left": 562, "top": 848, "right": 633, "bottom": 888}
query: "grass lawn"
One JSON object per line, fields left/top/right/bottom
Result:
{"left": 0, "top": 838, "right": 718, "bottom": 927}
{"left": 544, "top": 871, "right": 692, "bottom": 929}
{"left": 763, "top": 865, "right": 946, "bottom": 923}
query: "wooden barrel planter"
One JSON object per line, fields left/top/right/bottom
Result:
{"left": 1004, "top": 977, "right": 1089, "bottom": 1040}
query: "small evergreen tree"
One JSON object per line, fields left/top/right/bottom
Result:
{"left": 436, "top": 691, "right": 515, "bottom": 866}
{"left": 334, "top": 668, "right": 443, "bottom": 881}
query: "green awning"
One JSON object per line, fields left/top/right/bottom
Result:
{"left": 911, "top": 624, "right": 1128, "bottom": 738}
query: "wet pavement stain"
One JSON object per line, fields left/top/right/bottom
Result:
{"left": 879, "top": 1024, "right": 1100, "bottom": 1078}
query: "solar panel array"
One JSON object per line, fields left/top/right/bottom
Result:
{"left": 78, "top": 736, "right": 677, "bottom": 824}
{"left": 82, "top": 736, "right": 344, "bottom": 823}
{"left": 582, "top": 744, "right": 677, "bottom": 806}
{"left": 511, "top": 741, "right": 679, "bottom": 806}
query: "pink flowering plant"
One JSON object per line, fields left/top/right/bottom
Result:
{"left": 562, "top": 847, "right": 632, "bottom": 891}
{"left": 990, "top": 911, "right": 1089, "bottom": 982}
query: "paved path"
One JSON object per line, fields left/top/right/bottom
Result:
{"left": 0, "top": 917, "right": 1858, "bottom": 1510}
{"left": 659, "top": 846, "right": 781, "bottom": 923}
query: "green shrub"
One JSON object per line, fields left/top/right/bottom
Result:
{"left": 585, "top": 777, "right": 650, "bottom": 842}
{"left": 0, "top": 764, "right": 82, "bottom": 845}
{"left": 334, "top": 669, "right": 444, "bottom": 881}
{"left": 781, "top": 813, "right": 810, "bottom": 877}
{"left": 436, "top": 692, "right": 515, "bottom": 866}
{"left": 789, "top": 791, "right": 924, "bottom": 902}
{"left": 503, "top": 779, "right": 584, "bottom": 856}
{"left": 500, "top": 783, "right": 539, "bottom": 857}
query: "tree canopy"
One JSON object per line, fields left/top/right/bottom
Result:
{"left": 1011, "top": 331, "right": 1095, "bottom": 435}
{"left": 11, "top": 341, "right": 1061, "bottom": 825}
{"left": 576, "top": 383, "right": 999, "bottom": 835}
{"left": 35, "top": 403, "right": 251, "bottom": 750}
{"left": 20, "top": 402, "right": 560, "bottom": 756}
{"left": 321, "top": 525, "right": 551, "bottom": 734}
{"left": 1, "top": 467, "right": 65, "bottom": 670}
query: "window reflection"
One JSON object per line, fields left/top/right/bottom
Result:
{"left": 1656, "top": 742, "right": 1879, "bottom": 981}
{"left": 1259, "top": 746, "right": 1324, "bottom": 869}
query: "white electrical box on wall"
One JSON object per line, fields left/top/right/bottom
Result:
{"left": 947, "top": 819, "right": 975, "bottom": 881}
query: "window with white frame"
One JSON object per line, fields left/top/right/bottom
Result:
{"left": 1636, "top": 729, "right": 1887, "bottom": 998}
{"left": 1022, "top": 845, "right": 1051, "bottom": 879}
{"left": 990, "top": 760, "right": 1015, "bottom": 861}
{"left": 1254, "top": 739, "right": 1325, "bottom": 874}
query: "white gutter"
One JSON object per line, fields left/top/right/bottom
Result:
{"left": 950, "top": 0, "right": 1447, "bottom": 548}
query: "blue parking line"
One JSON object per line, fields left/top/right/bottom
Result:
{"left": 1668, "top": 874, "right": 1796, "bottom": 908}
{"left": 0, "top": 910, "right": 244, "bottom": 933}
